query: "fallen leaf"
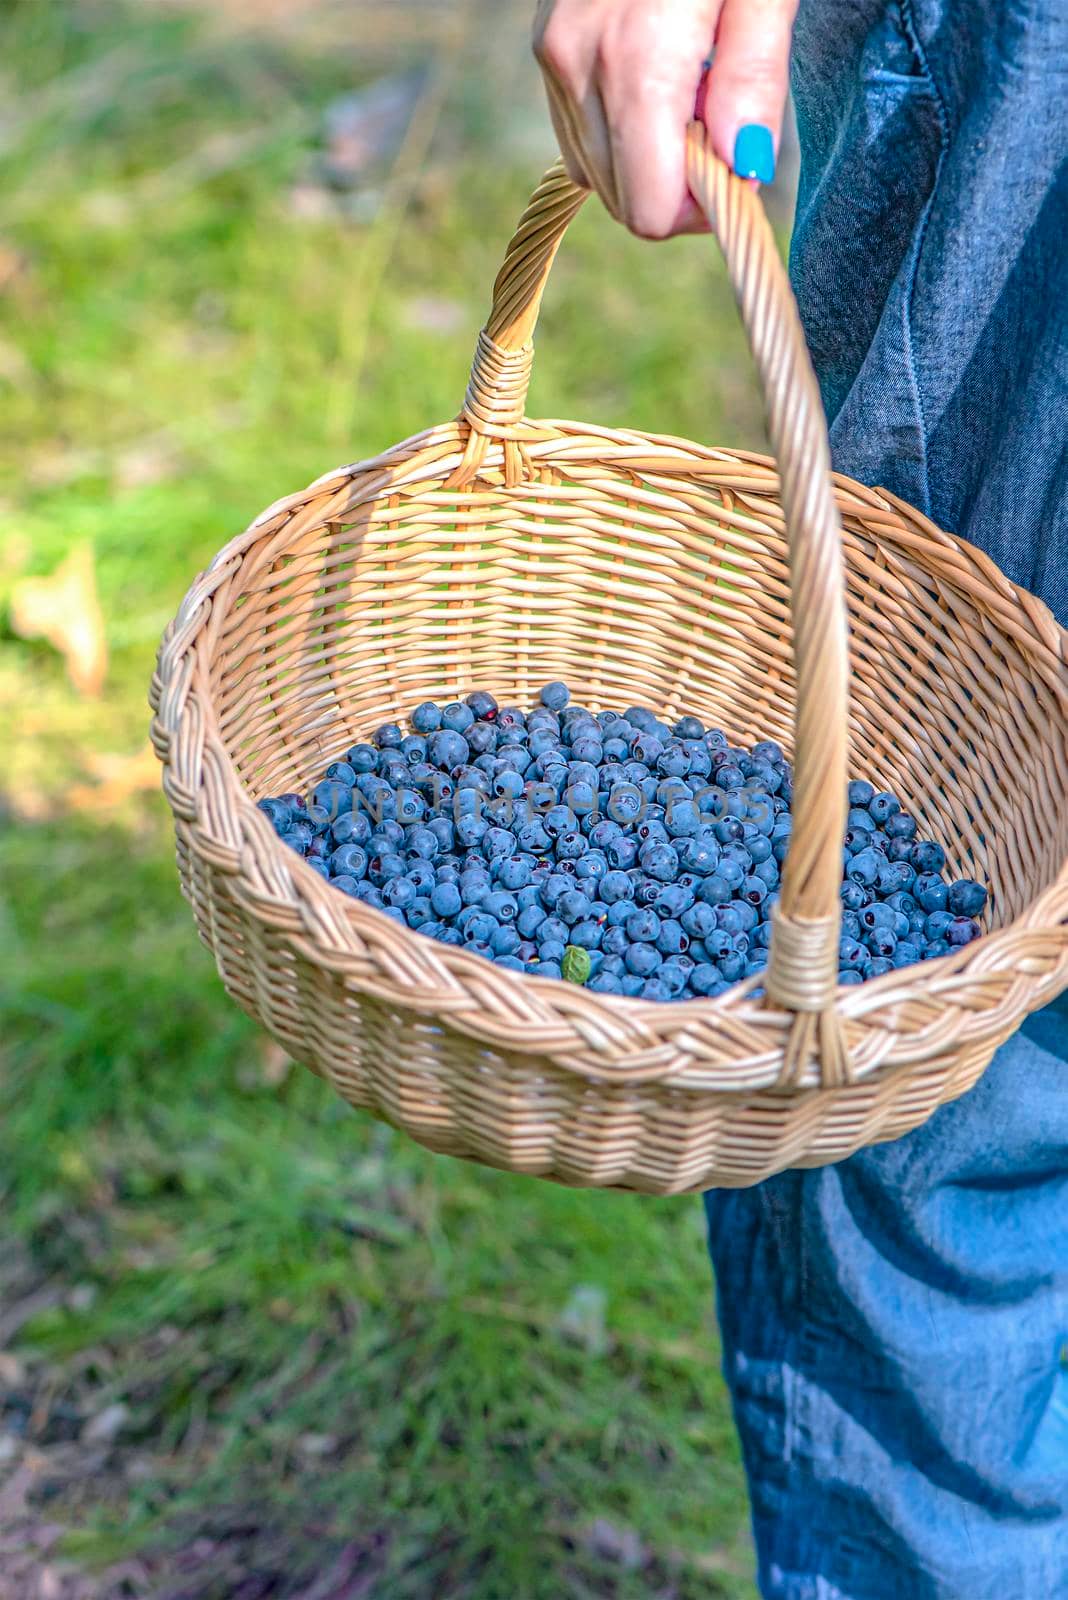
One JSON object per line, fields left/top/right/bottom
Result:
{"left": 10, "top": 544, "right": 107, "bottom": 696}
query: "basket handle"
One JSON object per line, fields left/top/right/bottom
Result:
{"left": 452, "top": 122, "right": 851, "bottom": 1085}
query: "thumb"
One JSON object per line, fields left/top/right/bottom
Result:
{"left": 697, "top": 0, "right": 796, "bottom": 184}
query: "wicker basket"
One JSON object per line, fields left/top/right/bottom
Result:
{"left": 151, "top": 127, "right": 1068, "bottom": 1193}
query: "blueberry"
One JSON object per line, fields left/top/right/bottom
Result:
{"left": 257, "top": 797, "right": 292, "bottom": 830}
{"left": 625, "top": 909, "right": 661, "bottom": 944}
{"left": 556, "top": 828, "right": 588, "bottom": 861}
{"left": 665, "top": 798, "right": 701, "bottom": 838}
{"left": 867, "top": 791, "right": 900, "bottom": 826}
{"left": 946, "top": 915, "right": 980, "bottom": 947}
{"left": 863, "top": 957, "right": 895, "bottom": 979}
{"left": 680, "top": 837, "right": 720, "bottom": 876}
{"left": 625, "top": 942, "right": 662, "bottom": 977}
{"left": 494, "top": 769, "right": 526, "bottom": 802}
{"left": 312, "top": 780, "right": 354, "bottom": 820}
{"left": 840, "top": 880, "right": 868, "bottom": 912}
{"left": 426, "top": 729, "right": 469, "bottom": 772}
{"left": 639, "top": 841, "right": 679, "bottom": 883}
{"left": 394, "top": 787, "right": 424, "bottom": 825}
{"left": 910, "top": 839, "right": 947, "bottom": 875}
{"left": 463, "top": 689, "right": 498, "bottom": 722}
{"left": 463, "top": 911, "right": 497, "bottom": 945}
{"left": 373, "top": 722, "right": 404, "bottom": 750}
{"left": 865, "top": 928, "right": 897, "bottom": 959}
{"left": 331, "top": 810, "right": 372, "bottom": 848}
{"left": 681, "top": 902, "right": 717, "bottom": 940}
{"left": 325, "top": 760, "right": 356, "bottom": 787}
{"left": 459, "top": 871, "right": 491, "bottom": 906}
{"left": 540, "top": 917, "right": 569, "bottom": 948}
{"left": 411, "top": 701, "right": 442, "bottom": 734}
{"left": 655, "top": 919, "right": 689, "bottom": 956}
{"left": 489, "top": 923, "right": 521, "bottom": 956}
{"left": 330, "top": 873, "right": 361, "bottom": 896}
{"left": 884, "top": 811, "right": 916, "bottom": 841}
{"left": 345, "top": 743, "right": 378, "bottom": 774}
{"left": 847, "top": 848, "right": 882, "bottom": 887}
{"left": 455, "top": 814, "right": 489, "bottom": 850}
{"left": 483, "top": 826, "right": 515, "bottom": 860}
{"left": 698, "top": 875, "right": 731, "bottom": 907}
{"left": 466, "top": 721, "right": 498, "bottom": 756}
{"left": 493, "top": 855, "right": 530, "bottom": 892}
{"left": 654, "top": 882, "right": 693, "bottom": 919}
{"left": 538, "top": 938, "right": 567, "bottom": 966}
{"left": 516, "top": 904, "right": 547, "bottom": 940}
{"left": 690, "top": 963, "right": 725, "bottom": 997}
{"left": 574, "top": 853, "right": 608, "bottom": 887}
{"left": 654, "top": 962, "right": 687, "bottom": 997}
{"left": 838, "top": 970, "right": 865, "bottom": 986}
{"left": 718, "top": 951, "right": 746, "bottom": 984}
{"left": 281, "top": 821, "right": 313, "bottom": 854}
{"left": 947, "top": 879, "right": 987, "bottom": 918}
{"left": 600, "top": 869, "right": 635, "bottom": 905}
{"left": 569, "top": 918, "right": 604, "bottom": 950}
{"left": 539, "top": 681, "right": 570, "bottom": 712}
{"left": 430, "top": 881, "right": 462, "bottom": 919}
{"left": 847, "top": 779, "right": 875, "bottom": 807}
{"left": 557, "top": 888, "right": 592, "bottom": 925}
{"left": 380, "top": 873, "right": 418, "bottom": 911}
{"left": 915, "top": 874, "right": 949, "bottom": 914}
{"left": 329, "top": 843, "right": 368, "bottom": 879}
{"left": 407, "top": 897, "right": 438, "bottom": 929}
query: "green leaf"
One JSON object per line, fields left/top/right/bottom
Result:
{"left": 562, "top": 945, "right": 592, "bottom": 985}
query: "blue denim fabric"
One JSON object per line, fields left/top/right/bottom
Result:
{"left": 703, "top": 2, "right": 1068, "bottom": 1595}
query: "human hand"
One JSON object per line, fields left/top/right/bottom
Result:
{"left": 533, "top": 0, "right": 796, "bottom": 237}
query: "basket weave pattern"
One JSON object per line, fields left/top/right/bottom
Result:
{"left": 151, "top": 129, "right": 1068, "bottom": 1192}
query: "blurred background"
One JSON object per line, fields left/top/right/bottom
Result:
{"left": 1, "top": 2, "right": 798, "bottom": 1594}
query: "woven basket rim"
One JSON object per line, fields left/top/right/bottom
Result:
{"left": 151, "top": 416, "right": 1068, "bottom": 1094}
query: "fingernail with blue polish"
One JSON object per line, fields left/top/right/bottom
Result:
{"left": 733, "top": 124, "right": 775, "bottom": 184}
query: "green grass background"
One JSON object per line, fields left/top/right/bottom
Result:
{"left": 0, "top": 1, "right": 770, "bottom": 1593}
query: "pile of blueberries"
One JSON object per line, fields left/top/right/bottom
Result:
{"left": 256, "top": 683, "right": 988, "bottom": 1001}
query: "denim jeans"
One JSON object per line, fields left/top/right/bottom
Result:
{"left": 703, "top": 2, "right": 1068, "bottom": 1595}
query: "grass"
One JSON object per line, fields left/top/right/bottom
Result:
{"left": 0, "top": 1, "right": 768, "bottom": 1593}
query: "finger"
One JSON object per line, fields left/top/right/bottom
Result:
{"left": 701, "top": 0, "right": 795, "bottom": 183}
{"left": 600, "top": 3, "right": 721, "bottom": 238}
